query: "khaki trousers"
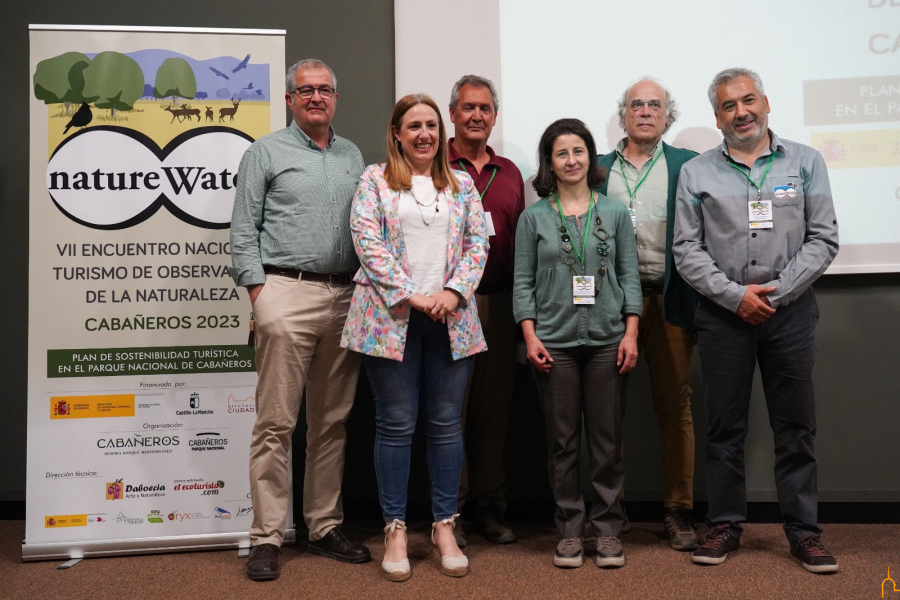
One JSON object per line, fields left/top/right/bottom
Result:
{"left": 638, "top": 291, "right": 695, "bottom": 509}
{"left": 459, "top": 290, "right": 517, "bottom": 512}
{"left": 249, "top": 275, "right": 360, "bottom": 545}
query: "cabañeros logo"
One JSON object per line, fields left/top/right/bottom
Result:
{"left": 46, "top": 126, "right": 253, "bottom": 230}
{"left": 189, "top": 432, "right": 228, "bottom": 452}
{"left": 97, "top": 434, "right": 180, "bottom": 449}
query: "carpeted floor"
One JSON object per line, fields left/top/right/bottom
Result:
{"left": 1, "top": 520, "right": 896, "bottom": 599}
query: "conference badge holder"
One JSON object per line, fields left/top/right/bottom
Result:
{"left": 573, "top": 275, "right": 596, "bottom": 305}
{"left": 749, "top": 200, "right": 773, "bottom": 230}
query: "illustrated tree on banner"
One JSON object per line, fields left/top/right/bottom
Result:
{"left": 82, "top": 51, "right": 144, "bottom": 119}
{"left": 154, "top": 57, "right": 198, "bottom": 108}
{"left": 32, "top": 52, "right": 92, "bottom": 116}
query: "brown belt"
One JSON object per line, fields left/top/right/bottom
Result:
{"left": 263, "top": 265, "right": 354, "bottom": 286}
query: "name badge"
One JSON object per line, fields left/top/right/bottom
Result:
{"left": 748, "top": 200, "right": 774, "bottom": 230}
{"left": 484, "top": 212, "right": 496, "bottom": 236}
{"left": 573, "top": 275, "right": 595, "bottom": 305}
{"left": 629, "top": 206, "right": 637, "bottom": 232}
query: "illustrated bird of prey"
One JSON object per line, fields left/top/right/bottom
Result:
{"left": 232, "top": 54, "right": 251, "bottom": 73}
{"left": 242, "top": 82, "right": 254, "bottom": 90}
{"left": 64, "top": 101, "right": 93, "bottom": 134}
{"left": 209, "top": 66, "right": 230, "bottom": 80}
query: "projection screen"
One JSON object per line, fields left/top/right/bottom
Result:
{"left": 396, "top": 0, "right": 900, "bottom": 274}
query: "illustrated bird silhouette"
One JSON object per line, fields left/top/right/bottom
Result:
{"left": 232, "top": 54, "right": 251, "bottom": 73}
{"left": 64, "top": 101, "right": 93, "bottom": 134}
{"left": 242, "top": 82, "right": 254, "bottom": 90}
{"left": 209, "top": 66, "right": 230, "bottom": 80}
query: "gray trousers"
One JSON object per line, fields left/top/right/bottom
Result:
{"left": 532, "top": 343, "right": 625, "bottom": 538}
{"left": 694, "top": 288, "right": 822, "bottom": 542}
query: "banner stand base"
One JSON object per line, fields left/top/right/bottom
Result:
{"left": 22, "top": 529, "right": 296, "bottom": 562}
{"left": 57, "top": 558, "right": 82, "bottom": 569}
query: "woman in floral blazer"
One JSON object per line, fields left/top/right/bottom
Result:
{"left": 341, "top": 94, "right": 488, "bottom": 581}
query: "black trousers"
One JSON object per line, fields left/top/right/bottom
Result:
{"left": 532, "top": 343, "right": 625, "bottom": 538}
{"left": 694, "top": 288, "right": 822, "bottom": 542}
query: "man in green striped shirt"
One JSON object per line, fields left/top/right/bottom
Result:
{"left": 230, "top": 58, "right": 370, "bottom": 581}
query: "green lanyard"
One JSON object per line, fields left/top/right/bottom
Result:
{"left": 555, "top": 191, "right": 595, "bottom": 271}
{"left": 458, "top": 161, "right": 497, "bottom": 201}
{"left": 728, "top": 152, "right": 777, "bottom": 201}
{"left": 616, "top": 146, "right": 663, "bottom": 204}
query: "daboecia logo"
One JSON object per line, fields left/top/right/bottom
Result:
{"left": 46, "top": 126, "right": 253, "bottom": 230}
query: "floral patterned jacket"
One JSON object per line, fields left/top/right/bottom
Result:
{"left": 341, "top": 163, "right": 489, "bottom": 361}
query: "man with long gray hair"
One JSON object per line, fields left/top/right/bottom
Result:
{"left": 674, "top": 68, "right": 839, "bottom": 572}
{"left": 231, "top": 58, "right": 371, "bottom": 581}
{"left": 597, "top": 78, "right": 700, "bottom": 553}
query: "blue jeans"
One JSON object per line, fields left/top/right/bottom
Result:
{"left": 364, "top": 310, "right": 475, "bottom": 522}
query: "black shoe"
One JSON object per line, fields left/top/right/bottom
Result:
{"left": 621, "top": 506, "right": 632, "bottom": 534}
{"left": 308, "top": 527, "right": 372, "bottom": 563}
{"left": 790, "top": 537, "right": 839, "bottom": 574}
{"left": 691, "top": 526, "right": 740, "bottom": 565}
{"left": 479, "top": 504, "right": 517, "bottom": 544}
{"left": 246, "top": 543, "right": 280, "bottom": 581}
{"left": 455, "top": 520, "right": 468, "bottom": 548}
{"left": 663, "top": 508, "right": 701, "bottom": 551}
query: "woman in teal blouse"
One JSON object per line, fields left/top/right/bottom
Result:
{"left": 513, "top": 118, "right": 642, "bottom": 570}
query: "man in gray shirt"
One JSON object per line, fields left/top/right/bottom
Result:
{"left": 231, "top": 59, "right": 371, "bottom": 581}
{"left": 674, "top": 68, "right": 839, "bottom": 573}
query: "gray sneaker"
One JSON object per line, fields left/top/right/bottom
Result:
{"left": 553, "top": 537, "right": 583, "bottom": 568}
{"left": 663, "top": 508, "right": 701, "bottom": 551}
{"left": 595, "top": 536, "right": 625, "bottom": 568}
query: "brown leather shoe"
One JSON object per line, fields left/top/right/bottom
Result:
{"left": 246, "top": 543, "right": 280, "bottom": 581}
{"left": 308, "top": 527, "right": 372, "bottom": 563}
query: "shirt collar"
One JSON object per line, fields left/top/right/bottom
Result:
{"left": 615, "top": 138, "right": 663, "bottom": 166}
{"left": 290, "top": 120, "right": 335, "bottom": 150}
{"left": 448, "top": 138, "right": 501, "bottom": 169}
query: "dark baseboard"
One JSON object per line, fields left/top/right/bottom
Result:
{"left": 0, "top": 501, "right": 25, "bottom": 520}
{"left": 341, "top": 500, "right": 899, "bottom": 526}
{"left": 5, "top": 499, "right": 897, "bottom": 524}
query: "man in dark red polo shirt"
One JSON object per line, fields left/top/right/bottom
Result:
{"left": 448, "top": 74, "right": 525, "bottom": 546}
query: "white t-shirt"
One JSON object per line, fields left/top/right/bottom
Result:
{"left": 398, "top": 175, "right": 450, "bottom": 295}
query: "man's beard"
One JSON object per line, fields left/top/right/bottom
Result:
{"left": 724, "top": 117, "right": 767, "bottom": 152}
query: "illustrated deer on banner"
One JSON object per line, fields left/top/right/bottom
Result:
{"left": 219, "top": 99, "right": 241, "bottom": 123}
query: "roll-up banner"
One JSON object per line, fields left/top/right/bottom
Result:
{"left": 25, "top": 25, "right": 286, "bottom": 561}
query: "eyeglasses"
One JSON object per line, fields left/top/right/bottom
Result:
{"left": 629, "top": 99, "right": 665, "bottom": 112}
{"left": 293, "top": 85, "right": 335, "bottom": 100}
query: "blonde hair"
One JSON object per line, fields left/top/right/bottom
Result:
{"left": 384, "top": 94, "right": 459, "bottom": 194}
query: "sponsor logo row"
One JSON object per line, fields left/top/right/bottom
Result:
{"left": 52, "top": 391, "right": 255, "bottom": 420}
{"left": 105, "top": 477, "right": 228, "bottom": 499}
{"left": 45, "top": 506, "right": 253, "bottom": 528}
